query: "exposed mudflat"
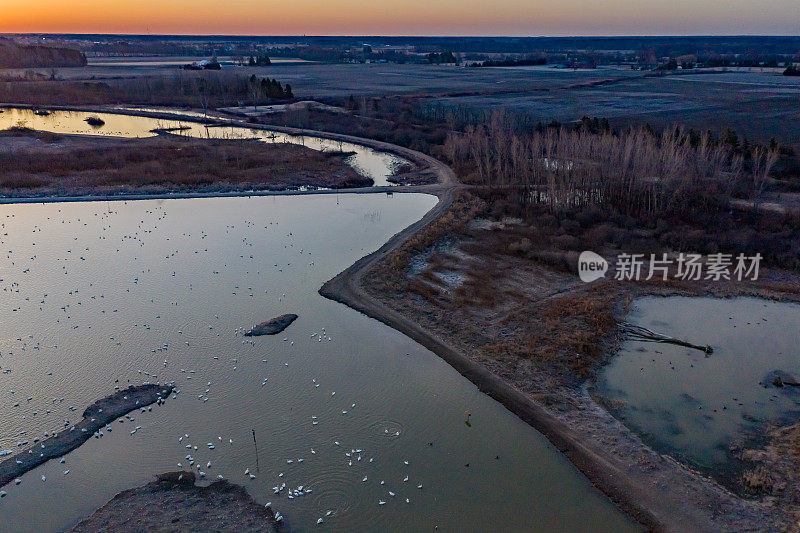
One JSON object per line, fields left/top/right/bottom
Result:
{"left": 70, "top": 471, "right": 283, "bottom": 532}
{"left": 0, "top": 384, "right": 173, "bottom": 489}
{"left": 244, "top": 314, "right": 299, "bottom": 336}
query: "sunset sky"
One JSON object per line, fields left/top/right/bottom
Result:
{"left": 1, "top": 0, "right": 798, "bottom": 36}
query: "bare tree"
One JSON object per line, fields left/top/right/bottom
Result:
{"left": 445, "top": 110, "right": 761, "bottom": 219}
{"left": 750, "top": 146, "right": 779, "bottom": 208}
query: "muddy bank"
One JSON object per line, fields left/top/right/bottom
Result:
{"left": 70, "top": 471, "right": 284, "bottom": 532}
{"left": 245, "top": 314, "right": 298, "bottom": 336}
{"left": 0, "top": 384, "right": 173, "bottom": 489}
{"left": 738, "top": 422, "right": 800, "bottom": 524}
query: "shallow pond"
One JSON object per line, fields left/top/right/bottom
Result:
{"left": 596, "top": 296, "right": 800, "bottom": 471}
{"left": 0, "top": 194, "right": 636, "bottom": 532}
{"left": 0, "top": 107, "right": 403, "bottom": 187}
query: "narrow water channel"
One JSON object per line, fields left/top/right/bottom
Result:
{"left": 0, "top": 107, "right": 403, "bottom": 187}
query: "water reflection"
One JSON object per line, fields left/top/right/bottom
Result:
{"left": 0, "top": 107, "right": 404, "bottom": 187}
{"left": 597, "top": 296, "right": 800, "bottom": 470}
{"left": 0, "top": 195, "right": 636, "bottom": 532}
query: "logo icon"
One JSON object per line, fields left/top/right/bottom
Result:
{"left": 578, "top": 251, "right": 608, "bottom": 283}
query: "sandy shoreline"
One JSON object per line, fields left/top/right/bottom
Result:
{"left": 0, "top": 384, "right": 173, "bottom": 489}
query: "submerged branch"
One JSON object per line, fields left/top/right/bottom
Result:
{"left": 622, "top": 323, "right": 713, "bottom": 355}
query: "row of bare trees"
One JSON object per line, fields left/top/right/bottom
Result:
{"left": 119, "top": 72, "right": 252, "bottom": 109}
{"left": 0, "top": 71, "right": 255, "bottom": 108}
{"left": 443, "top": 111, "right": 778, "bottom": 218}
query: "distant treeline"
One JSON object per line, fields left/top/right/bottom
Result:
{"left": 701, "top": 57, "right": 791, "bottom": 68}
{"left": 0, "top": 72, "right": 288, "bottom": 108}
{"left": 785, "top": 65, "right": 800, "bottom": 77}
{"left": 478, "top": 57, "right": 546, "bottom": 67}
{"left": 182, "top": 61, "right": 221, "bottom": 71}
{"left": 249, "top": 75, "right": 293, "bottom": 100}
{"left": 248, "top": 55, "right": 272, "bottom": 66}
{"left": 21, "top": 34, "right": 800, "bottom": 68}
{"left": 427, "top": 52, "right": 456, "bottom": 64}
{"left": 18, "top": 34, "right": 800, "bottom": 68}
{"left": 38, "top": 34, "right": 800, "bottom": 56}
{"left": 0, "top": 38, "right": 86, "bottom": 68}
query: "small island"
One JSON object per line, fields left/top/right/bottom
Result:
{"left": 84, "top": 116, "right": 105, "bottom": 127}
{"left": 0, "top": 384, "right": 173, "bottom": 488}
{"left": 70, "top": 471, "right": 283, "bottom": 532}
{"left": 244, "top": 314, "right": 298, "bottom": 336}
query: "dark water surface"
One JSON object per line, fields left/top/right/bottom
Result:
{"left": 0, "top": 194, "right": 637, "bottom": 532}
{"left": 597, "top": 296, "right": 800, "bottom": 471}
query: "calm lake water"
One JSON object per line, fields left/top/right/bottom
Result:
{"left": 597, "top": 296, "right": 800, "bottom": 471}
{"left": 0, "top": 194, "right": 637, "bottom": 532}
{"left": 0, "top": 108, "right": 403, "bottom": 187}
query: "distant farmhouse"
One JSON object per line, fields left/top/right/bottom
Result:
{"left": 183, "top": 50, "right": 221, "bottom": 70}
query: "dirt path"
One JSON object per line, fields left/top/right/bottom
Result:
{"left": 315, "top": 156, "right": 781, "bottom": 530}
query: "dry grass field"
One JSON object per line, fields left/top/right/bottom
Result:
{"left": 4, "top": 58, "right": 798, "bottom": 147}
{"left": 0, "top": 130, "right": 368, "bottom": 196}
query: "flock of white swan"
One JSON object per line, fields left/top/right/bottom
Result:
{"left": 0, "top": 200, "right": 431, "bottom": 529}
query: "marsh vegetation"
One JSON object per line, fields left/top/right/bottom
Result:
{"left": 0, "top": 135, "right": 369, "bottom": 197}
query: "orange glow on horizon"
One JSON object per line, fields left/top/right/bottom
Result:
{"left": 1, "top": 0, "right": 799, "bottom": 36}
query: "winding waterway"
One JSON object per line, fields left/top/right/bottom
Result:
{"left": 0, "top": 108, "right": 403, "bottom": 187}
{"left": 0, "top": 109, "right": 638, "bottom": 532}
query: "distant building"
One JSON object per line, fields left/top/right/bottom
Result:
{"left": 183, "top": 59, "right": 221, "bottom": 70}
